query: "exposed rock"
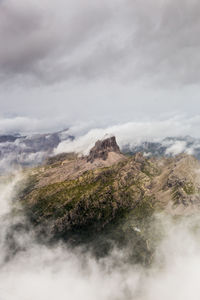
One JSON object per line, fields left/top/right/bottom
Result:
{"left": 87, "top": 136, "right": 121, "bottom": 163}
{"left": 32, "top": 137, "right": 125, "bottom": 188}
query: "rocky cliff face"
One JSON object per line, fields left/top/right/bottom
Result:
{"left": 32, "top": 137, "right": 124, "bottom": 188}
{"left": 87, "top": 136, "right": 121, "bottom": 162}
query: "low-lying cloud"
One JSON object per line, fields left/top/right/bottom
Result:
{"left": 165, "top": 140, "right": 195, "bottom": 156}
{"left": 2, "top": 173, "right": 200, "bottom": 299}
{"left": 55, "top": 116, "right": 200, "bottom": 155}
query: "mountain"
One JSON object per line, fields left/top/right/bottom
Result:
{"left": 87, "top": 136, "right": 121, "bottom": 162}
{"left": 18, "top": 136, "right": 200, "bottom": 263}
{"left": 0, "top": 130, "right": 74, "bottom": 173}
{"left": 2, "top": 130, "right": 200, "bottom": 176}
{"left": 122, "top": 135, "right": 200, "bottom": 159}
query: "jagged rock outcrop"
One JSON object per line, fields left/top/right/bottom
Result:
{"left": 33, "top": 137, "right": 124, "bottom": 188}
{"left": 87, "top": 136, "right": 121, "bottom": 163}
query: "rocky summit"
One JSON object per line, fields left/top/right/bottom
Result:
{"left": 17, "top": 136, "right": 200, "bottom": 263}
{"left": 87, "top": 136, "right": 121, "bottom": 162}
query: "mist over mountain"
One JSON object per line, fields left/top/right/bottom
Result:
{"left": 2, "top": 123, "right": 200, "bottom": 175}
{"left": 1, "top": 0, "right": 200, "bottom": 298}
{"left": 122, "top": 135, "right": 200, "bottom": 158}
{"left": 0, "top": 129, "right": 74, "bottom": 173}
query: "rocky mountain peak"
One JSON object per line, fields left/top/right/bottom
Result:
{"left": 87, "top": 136, "right": 121, "bottom": 163}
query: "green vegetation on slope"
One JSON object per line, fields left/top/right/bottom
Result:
{"left": 21, "top": 157, "right": 156, "bottom": 233}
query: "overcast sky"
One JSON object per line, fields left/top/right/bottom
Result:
{"left": 0, "top": 0, "right": 200, "bottom": 134}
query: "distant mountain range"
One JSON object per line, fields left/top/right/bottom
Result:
{"left": 1, "top": 129, "right": 200, "bottom": 174}
{"left": 122, "top": 135, "right": 200, "bottom": 159}
{"left": 0, "top": 129, "right": 74, "bottom": 173}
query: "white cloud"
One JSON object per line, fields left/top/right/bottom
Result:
{"left": 0, "top": 116, "right": 68, "bottom": 134}
{"left": 165, "top": 141, "right": 188, "bottom": 156}
{"left": 54, "top": 116, "right": 200, "bottom": 155}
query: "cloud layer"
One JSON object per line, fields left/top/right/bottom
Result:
{"left": 1, "top": 0, "right": 200, "bottom": 85}
{"left": 55, "top": 116, "right": 200, "bottom": 155}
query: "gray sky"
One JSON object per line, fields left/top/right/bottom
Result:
{"left": 0, "top": 0, "right": 200, "bottom": 133}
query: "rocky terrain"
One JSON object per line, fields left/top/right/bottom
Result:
{"left": 15, "top": 136, "right": 200, "bottom": 263}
